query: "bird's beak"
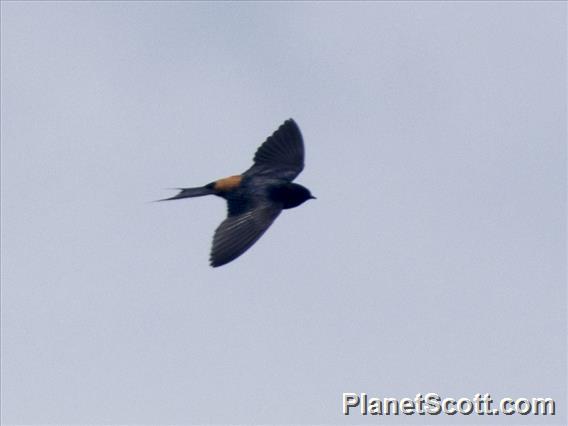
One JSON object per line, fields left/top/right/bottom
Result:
{"left": 310, "top": 195, "right": 317, "bottom": 200}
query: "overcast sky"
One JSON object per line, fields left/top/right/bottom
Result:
{"left": 1, "top": 1, "right": 566, "bottom": 425}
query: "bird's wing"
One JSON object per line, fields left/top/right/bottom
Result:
{"left": 245, "top": 119, "right": 304, "bottom": 181}
{"left": 210, "top": 201, "right": 282, "bottom": 267}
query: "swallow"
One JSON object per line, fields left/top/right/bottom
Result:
{"left": 160, "top": 119, "right": 315, "bottom": 267}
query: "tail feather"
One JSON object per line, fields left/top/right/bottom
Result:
{"left": 158, "top": 185, "right": 214, "bottom": 201}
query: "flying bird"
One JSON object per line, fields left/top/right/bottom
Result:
{"left": 160, "top": 119, "right": 315, "bottom": 267}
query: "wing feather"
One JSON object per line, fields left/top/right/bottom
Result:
{"left": 210, "top": 203, "right": 282, "bottom": 267}
{"left": 245, "top": 119, "right": 304, "bottom": 181}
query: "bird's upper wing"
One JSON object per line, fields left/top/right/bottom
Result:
{"left": 244, "top": 119, "right": 304, "bottom": 181}
{"left": 209, "top": 200, "right": 282, "bottom": 267}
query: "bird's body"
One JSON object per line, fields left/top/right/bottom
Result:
{"left": 161, "top": 119, "right": 314, "bottom": 267}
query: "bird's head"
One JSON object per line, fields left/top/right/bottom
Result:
{"left": 273, "top": 183, "right": 316, "bottom": 209}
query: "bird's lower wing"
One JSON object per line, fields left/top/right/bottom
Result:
{"left": 209, "top": 204, "right": 282, "bottom": 267}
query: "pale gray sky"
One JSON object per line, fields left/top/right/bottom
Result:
{"left": 1, "top": 1, "right": 566, "bottom": 425}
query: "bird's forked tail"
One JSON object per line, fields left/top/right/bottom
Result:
{"left": 158, "top": 184, "right": 215, "bottom": 201}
